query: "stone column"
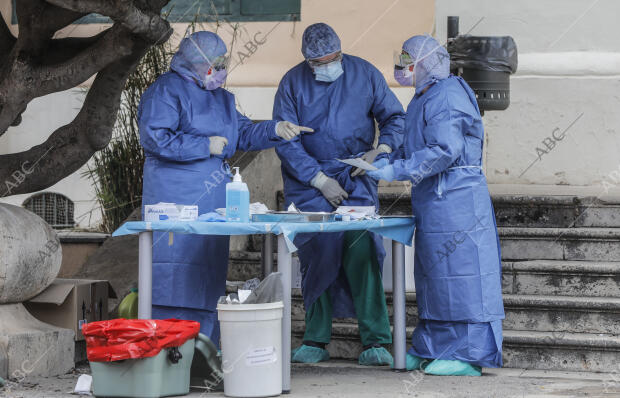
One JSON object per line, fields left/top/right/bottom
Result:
{"left": 0, "top": 203, "right": 74, "bottom": 380}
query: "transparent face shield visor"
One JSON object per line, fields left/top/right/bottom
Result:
{"left": 209, "top": 55, "right": 230, "bottom": 71}
{"left": 186, "top": 34, "right": 231, "bottom": 72}
{"left": 393, "top": 50, "right": 414, "bottom": 70}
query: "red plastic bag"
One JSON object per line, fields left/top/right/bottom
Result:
{"left": 83, "top": 319, "right": 200, "bottom": 362}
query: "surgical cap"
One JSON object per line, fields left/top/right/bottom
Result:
{"left": 171, "top": 31, "right": 227, "bottom": 85}
{"left": 301, "top": 23, "right": 341, "bottom": 59}
{"left": 402, "top": 35, "right": 450, "bottom": 90}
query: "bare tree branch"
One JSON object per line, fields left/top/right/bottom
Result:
{"left": 0, "top": 11, "right": 16, "bottom": 59}
{"left": 43, "top": 3, "right": 87, "bottom": 33}
{"left": 0, "top": 0, "right": 171, "bottom": 195}
{"left": 15, "top": 0, "right": 87, "bottom": 47}
{"left": 0, "top": 24, "right": 135, "bottom": 136}
{"left": 45, "top": 0, "right": 171, "bottom": 43}
{"left": 0, "top": 38, "right": 151, "bottom": 197}
{"left": 135, "top": 0, "right": 170, "bottom": 11}
{"left": 37, "top": 25, "right": 135, "bottom": 95}
{"left": 14, "top": 0, "right": 60, "bottom": 52}
{"left": 0, "top": 0, "right": 171, "bottom": 135}
{"left": 44, "top": 30, "right": 108, "bottom": 65}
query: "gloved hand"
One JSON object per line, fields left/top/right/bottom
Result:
{"left": 209, "top": 136, "right": 228, "bottom": 155}
{"left": 276, "top": 121, "right": 315, "bottom": 140}
{"left": 311, "top": 171, "right": 349, "bottom": 208}
{"left": 371, "top": 157, "right": 390, "bottom": 170}
{"left": 367, "top": 164, "right": 396, "bottom": 182}
{"left": 351, "top": 144, "right": 392, "bottom": 177}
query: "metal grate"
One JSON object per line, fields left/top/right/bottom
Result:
{"left": 23, "top": 193, "right": 75, "bottom": 229}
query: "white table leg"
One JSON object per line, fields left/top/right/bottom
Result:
{"left": 392, "top": 240, "right": 407, "bottom": 370}
{"left": 277, "top": 234, "right": 292, "bottom": 393}
{"left": 138, "top": 231, "right": 153, "bottom": 319}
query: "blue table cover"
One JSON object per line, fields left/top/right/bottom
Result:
{"left": 113, "top": 217, "right": 415, "bottom": 252}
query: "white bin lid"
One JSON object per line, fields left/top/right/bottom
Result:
{"left": 217, "top": 301, "right": 284, "bottom": 322}
{"left": 217, "top": 301, "right": 284, "bottom": 312}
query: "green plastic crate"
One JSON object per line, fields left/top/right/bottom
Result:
{"left": 90, "top": 339, "right": 195, "bottom": 398}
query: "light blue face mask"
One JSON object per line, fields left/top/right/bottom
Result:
{"left": 313, "top": 60, "right": 344, "bottom": 82}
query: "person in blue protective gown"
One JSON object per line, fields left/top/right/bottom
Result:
{"left": 138, "top": 31, "right": 312, "bottom": 347}
{"left": 273, "top": 23, "right": 406, "bottom": 366}
{"left": 368, "top": 35, "right": 504, "bottom": 376}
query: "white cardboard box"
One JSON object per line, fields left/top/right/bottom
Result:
{"left": 144, "top": 203, "right": 198, "bottom": 222}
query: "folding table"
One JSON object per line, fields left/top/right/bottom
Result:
{"left": 113, "top": 216, "right": 415, "bottom": 393}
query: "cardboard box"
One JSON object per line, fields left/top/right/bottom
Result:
{"left": 144, "top": 202, "right": 198, "bottom": 222}
{"left": 25, "top": 279, "right": 117, "bottom": 341}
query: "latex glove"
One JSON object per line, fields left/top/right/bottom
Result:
{"left": 311, "top": 172, "right": 349, "bottom": 208}
{"left": 276, "top": 121, "right": 315, "bottom": 140}
{"left": 209, "top": 136, "right": 228, "bottom": 155}
{"left": 371, "top": 157, "right": 390, "bottom": 170}
{"left": 351, "top": 144, "right": 392, "bottom": 177}
{"left": 367, "top": 164, "right": 396, "bottom": 182}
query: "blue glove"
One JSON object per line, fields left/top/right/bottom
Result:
{"left": 372, "top": 158, "right": 390, "bottom": 169}
{"left": 198, "top": 212, "right": 226, "bottom": 222}
{"left": 367, "top": 164, "right": 396, "bottom": 182}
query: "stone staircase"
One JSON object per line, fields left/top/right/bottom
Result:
{"left": 492, "top": 193, "right": 620, "bottom": 372}
{"left": 227, "top": 189, "right": 620, "bottom": 372}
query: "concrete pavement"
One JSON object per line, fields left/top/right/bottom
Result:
{"left": 2, "top": 361, "right": 620, "bottom": 398}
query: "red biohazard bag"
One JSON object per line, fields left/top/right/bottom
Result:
{"left": 82, "top": 319, "right": 200, "bottom": 362}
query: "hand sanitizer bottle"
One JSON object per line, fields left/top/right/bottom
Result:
{"left": 226, "top": 167, "right": 250, "bottom": 222}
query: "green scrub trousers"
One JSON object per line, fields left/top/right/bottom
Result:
{"left": 302, "top": 230, "right": 392, "bottom": 346}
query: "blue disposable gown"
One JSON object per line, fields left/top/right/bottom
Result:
{"left": 390, "top": 75, "right": 504, "bottom": 368}
{"left": 273, "top": 55, "right": 405, "bottom": 317}
{"left": 138, "top": 71, "right": 279, "bottom": 344}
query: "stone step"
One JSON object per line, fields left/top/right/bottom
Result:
{"left": 492, "top": 194, "right": 620, "bottom": 228}
{"left": 502, "top": 260, "right": 620, "bottom": 297}
{"left": 229, "top": 257, "right": 620, "bottom": 298}
{"left": 378, "top": 190, "right": 620, "bottom": 228}
{"left": 227, "top": 250, "right": 275, "bottom": 282}
{"left": 290, "top": 291, "right": 620, "bottom": 334}
{"left": 502, "top": 330, "right": 620, "bottom": 372}
{"left": 376, "top": 192, "right": 412, "bottom": 216}
{"left": 502, "top": 294, "right": 620, "bottom": 334}
{"left": 230, "top": 252, "right": 620, "bottom": 298}
{"left": 291, "top": 321, "right": 620, "bottom": 372}
{"left": 231, "top": 230, "right": 620, "bottom": 278}
{"left": 499, "top": 227, "right": 620, "bottom": 261}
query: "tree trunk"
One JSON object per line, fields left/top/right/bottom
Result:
{"left": 0, "top": 0, "right": 172, "bottom": 197}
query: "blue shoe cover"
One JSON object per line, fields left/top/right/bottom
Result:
{"left": 359, "top": 346, "right": 393, "bottom": 366}
{"left": 291, "top": 345, "right": 330, "bottom": 363}
{"left": 405, "top": 353, "right": 431, "bottom": 371}
{"left": 424, "top": 359, "right": 482, "bottom": 376}
{"left": 391, "top": 353, "right": 429, "bottom": 370}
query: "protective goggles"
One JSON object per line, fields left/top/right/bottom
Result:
{"left": 307, "top": 51, "right": 343, "bottom": 68}
{"left": 209, "top": 55, "right": 230, "bottom": 71}
{"left": 393, "top": 50, "right": 414, "bottom": 69}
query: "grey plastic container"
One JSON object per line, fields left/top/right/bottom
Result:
{"left": 90, "top": 339, "right": 195, "bottom": 398}
{"left": 252, "top": 212, "right": 335, "bottom": 223}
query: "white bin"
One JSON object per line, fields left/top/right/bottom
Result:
{"left": 217, "top": 301, "right": 283, "bottom": 397}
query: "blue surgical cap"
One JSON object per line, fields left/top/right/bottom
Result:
{"left": 171, "top": 31, "right": 227, "bottom": 84}
{"left": 402, "top": 35, "right": 450, "bottom": 90}
{"left": 301, "top": 23, "right": 341, "bottom": 59}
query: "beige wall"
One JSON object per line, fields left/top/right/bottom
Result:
{"left": 1, "top": 0, "right": 434, "bottom": 87}
{"left": 437, "top": 0, "right": 620, "bottom": 190}
{"left": 219, "top": 0, "right": 434, "bottom": 86}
